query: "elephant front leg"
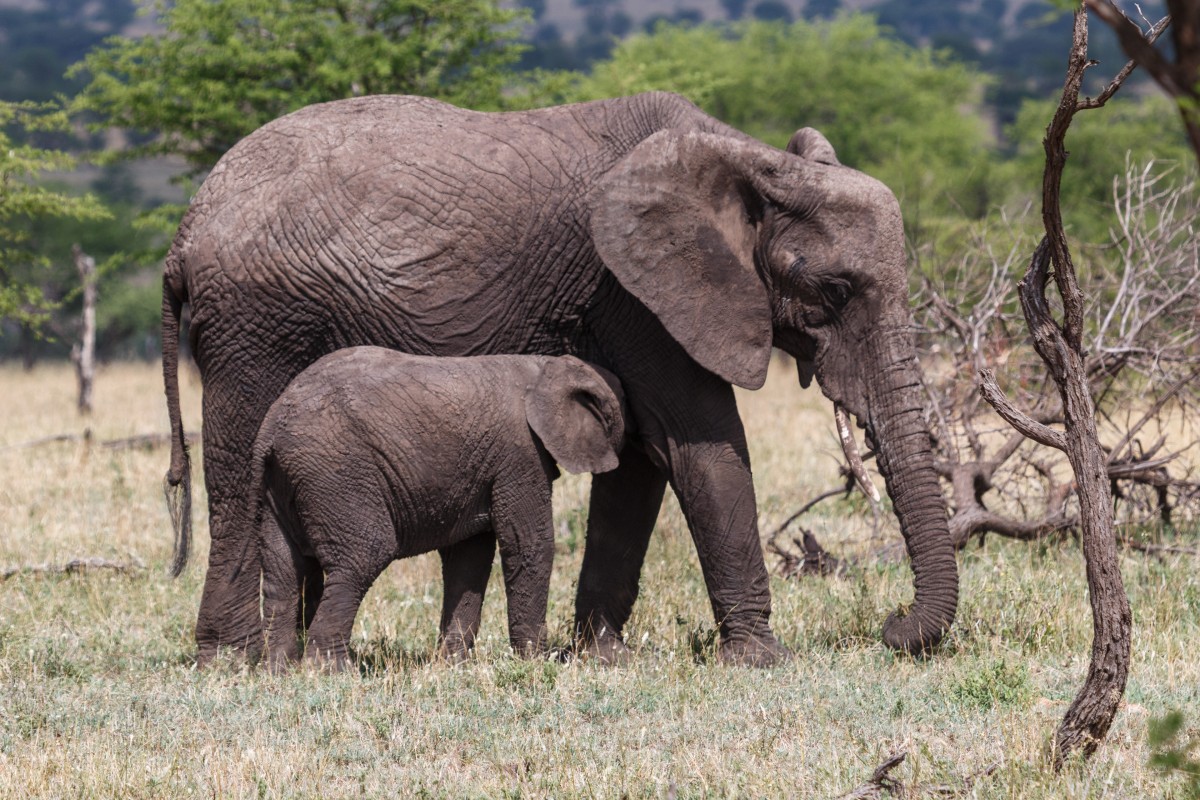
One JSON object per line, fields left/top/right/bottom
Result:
{"left": 573, "top": 445, "right": 667, "bottom": 664}
{"left": 492, "top": 482, "right": 555, "bottom": 658}
{"left": 669, "top": 436, "right": 790, "bottom": 667}
{"left": 437, "top": 532, "right": 496, "bottom": 662}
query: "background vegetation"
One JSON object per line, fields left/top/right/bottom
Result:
{"left": 0, "top": 0, "right": 1191, "bottom": 361}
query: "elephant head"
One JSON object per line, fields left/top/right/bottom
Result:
{"left": 588, "top": 128, "right": 957, "bottom": 653}
{"left": 526, "top": 356, "right": 627, "bottom": 476}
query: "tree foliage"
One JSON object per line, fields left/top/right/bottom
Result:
{"left": 69, "top": 0, "right": 533, "bottom": 173}
{"left": 1001, "top": 93, "right": 1194, "bottom": 240}
{"left": 0, "top": 101, "right": 109, "bottom": 329}
{"left": 567, "top": 16, "right": 993, "bottom": 227}
{"left": 1149, "top": 711, "right": 1200, "bottom": 798}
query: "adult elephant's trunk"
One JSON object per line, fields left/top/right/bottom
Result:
{"left": 866, "top": 326, "right": 958, "bottom": 654}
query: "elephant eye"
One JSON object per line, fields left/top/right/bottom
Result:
{"left": 823, "top": 278, "right": 853, "bottom": 312}
{"left": 785, "top": 256, "right": 808, "bottom": 287}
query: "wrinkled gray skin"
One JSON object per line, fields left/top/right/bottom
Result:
{"left": 163, "top": 92, "right": 958, "bottom": 667}
{"left": 254, "top": 349, "right": 625, "bottom": 670}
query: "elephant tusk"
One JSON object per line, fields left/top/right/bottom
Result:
{"left": 834, "top": 403, "right": 880, "bottom": 505}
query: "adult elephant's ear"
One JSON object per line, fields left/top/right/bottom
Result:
{"left": 787, "top": 127, "right": 840, "bottom": 166}
{"left": 588, "top": 131, "right": 773, "bottom": 390}
{"left": 785, "top": 126, "right": 837, "bottom": 389}
{"left": 527, "top": 356, "right": 626, "bottom": 475}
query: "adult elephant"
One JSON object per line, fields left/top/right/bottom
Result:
{"left": 162, "top": 92, "right": 958, "bottom": 666}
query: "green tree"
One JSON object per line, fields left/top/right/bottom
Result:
{"left": 568, "top": 16, "right": 994, "bottom": 230}
{"left": 69, "top": 0, "right": 534, "bottom": 173}
{"left": 1000, "top": 93, "right": 1194, "bottom": 241}
{"left": 8, "top": 201, "right": 166, "bottom": 362}
{"left": 0, "top": 101, "right": 109, "bottom": 331}
{"left": 1149, "top": 712, "right": 1200, "bottom": 798}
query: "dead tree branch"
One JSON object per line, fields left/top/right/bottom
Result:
{"left": 980, "top": 9, "right": 1131, "bottom": 769}
{"left": 835, "top": 752, "right": 907, "bottom": 800}
{"left": 0, "top": 431, "right": 198, "bottom": 454}
{"left": 904, "top": 156, "right": 1200, "bottom": 553}
{"left": 833, "top": 752, "right": 1000, "bottom": 799}
{"left": 1079, "top": 13, "right": 1172, "bottom": 109}
{"left": 0, "top": 555, "right": 146, "bottom": 581}
{"left": 978, "top": 369, "right": 1067, "bottom": 450}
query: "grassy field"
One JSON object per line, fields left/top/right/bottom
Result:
{"left": 1, "top": 361, "right": 1198, "bottom": 798}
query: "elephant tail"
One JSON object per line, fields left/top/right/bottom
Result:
{"left": 162, "top": 249, "right": 191, "bottom": 578}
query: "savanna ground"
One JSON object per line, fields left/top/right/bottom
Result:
{"left": 0, "top": 361, "right": 1197, "bottom": 798}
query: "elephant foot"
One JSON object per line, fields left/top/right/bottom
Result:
{"left": 717, "top": 632, "right": 792, "bottom": 668}
{"left": 574, "top": 630, "right": 634, "bottom": 666}
{"left": 262, "top": 650, "right": 298, "bottom": 674}
{"left": 435, "top": 640, "right": 473, "bottom": 664}
{"left": 302, "top": 645, "right": 354, "bottom": 673}
{"left": 260, "top": 635, "right": 301, "bottom": 674}
{"left": 195, "top": 641, "right": 261, "bottom": 670}
{"left": 195, "top": 624, "right": 265, "bottom": 669}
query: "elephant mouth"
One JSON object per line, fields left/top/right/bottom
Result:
{"left": 792, "top": 343, "right": 878, "bottom": 501}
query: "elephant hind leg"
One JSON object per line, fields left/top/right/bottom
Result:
{"left": 260, "top": 512, "right": 304, "bottom": 672}
{"left": 437, "top": 532, "right": 496, "bottom": 662}
{"left": 301, "top": 511, "right": 394, "bottom": 671}
{"left": 195, "top": 354, "right": 301, "bottom": 665}
{"left": 302, "top": 572, "right": 372, "bottom": 672}
{"left": 300, "top": 559, "right": 324, "bottom": 631}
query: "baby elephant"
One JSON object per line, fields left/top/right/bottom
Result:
{"left": 253, "top": 347, "right": 627, "bottom": 669}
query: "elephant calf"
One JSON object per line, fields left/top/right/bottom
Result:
{"left": 253, "top": 347, "right": 627, "bottom": 670}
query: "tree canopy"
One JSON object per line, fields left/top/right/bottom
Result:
{"left": 1001, "top": 93, "right": 1194, "bottom": 240}
{"left": 4, "top": 4, "right": 1195, "bottom": 359}
{"left": 567, "top": 15, "right": 994, "bottom": 226}
{"left": 0, "top": 101, "right": 109, "bottom": 329}
{"left": 69, "top": 0, "right": 532, "bottom": 173}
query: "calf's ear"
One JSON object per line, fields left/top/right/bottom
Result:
{"left": 526, "top": 357, "right": 625, "bottom": 475}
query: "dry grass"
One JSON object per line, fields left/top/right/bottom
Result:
{"left": 1, "top": 361, "right": 1198, "bottom": 798}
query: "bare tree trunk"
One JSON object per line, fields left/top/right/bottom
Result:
{"left": 980, "top": 9, "right": 1132, "bottom": 768}
{"left": 19, "top": 322, "right": 37, "bottom": 371}
{"left": 70, "top": 244, "right": 97, "bottom": 416}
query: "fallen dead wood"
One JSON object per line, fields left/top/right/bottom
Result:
{"left": 835, "top": 752, "right": 906, "bottom": 800}
{"left": 1, "top": 432, "right": 87, "bottom": 451}
{"left": 0, "top": 431, "right": 197, "bottom": 454}
{"left": 774, "top": 529, "right": 844, "bottom": 578}
{"left": 834, "top": 751, "right": 1001, "bottom": 799}
{"left": 765, "top": 470, "right": 855, "bottom": 578}
{"left": 0, "top": 555, "right": 146, "bottom": 581}
{"left": 99, "top": 433, "right": 199, "bottom": 451}
{"left": 1117, "top": 537, "right": 1200, "bottom": 559}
